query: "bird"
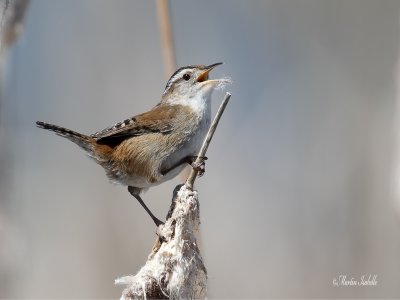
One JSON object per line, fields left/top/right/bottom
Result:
{"left": 36, "top": 62, "right": 229, "bottom": 226}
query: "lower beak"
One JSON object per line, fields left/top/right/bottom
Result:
{"left": 197, "top": 62, "right": 223, "bottom": 82}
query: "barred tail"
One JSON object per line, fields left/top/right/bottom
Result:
{"left": 36, "top": 121, "right": 94, "bottom": 153}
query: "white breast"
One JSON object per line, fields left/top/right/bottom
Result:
{"left": 114, "top": 93, "right": 212, "bottom": 189}
{"left": 158, "top": 97, "right": 211, "bottom": 184}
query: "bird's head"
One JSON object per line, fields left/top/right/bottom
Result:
{"left": 162, "top": 63, "right": 229, "bottom": 103}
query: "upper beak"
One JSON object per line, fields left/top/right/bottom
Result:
{"left": 197, "top": 62, "right": 223, "bottom": 82}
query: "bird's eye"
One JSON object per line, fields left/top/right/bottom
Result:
{"left": 183, "top": 73, "right": 191, "bottom": 81}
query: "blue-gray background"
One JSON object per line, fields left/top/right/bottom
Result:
{"left": 1, "top": 0, "right": 400, "bottom": 298}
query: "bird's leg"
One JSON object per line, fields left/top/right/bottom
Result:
{"left": 127, "top": 186, "right": 164, "bottom": 227}
{"left": 161, "top": 156, "right": 208, "bottom": 177}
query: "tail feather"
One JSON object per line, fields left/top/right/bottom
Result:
{"left": 36, "top": 121, "right": 94, "bottom": 152}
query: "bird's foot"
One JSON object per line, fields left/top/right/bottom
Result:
{"left": 190, "top": 156, "right": 207, "bottom": 177}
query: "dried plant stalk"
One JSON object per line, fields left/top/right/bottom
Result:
{"left": 156, "top": 0, "right": 176, "bottom": 78}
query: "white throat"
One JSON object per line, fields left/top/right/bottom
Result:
{"left": 169, "top": 91, "right": 212, "bottom": 117}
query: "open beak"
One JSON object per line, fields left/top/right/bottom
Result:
{"left": 197, "top": 62, "right": 223, "bottom": 83}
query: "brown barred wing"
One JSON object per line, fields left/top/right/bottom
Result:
{"left": 91, "top": 105, "right": 178, "bottom": 148}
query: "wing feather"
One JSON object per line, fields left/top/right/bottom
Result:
{"left": 91, "top": 105, "right": 178, "bottom": 148}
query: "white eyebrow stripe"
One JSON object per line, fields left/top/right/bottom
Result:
{"left": 169, "top": 70, "right": 186, "bottom": 84}
{"left": 164, "top": 68, "right": 193, "bottom": 94}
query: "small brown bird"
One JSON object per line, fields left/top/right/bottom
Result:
{"left": 36, "top": 63, "right": 229, "bottom": 226}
